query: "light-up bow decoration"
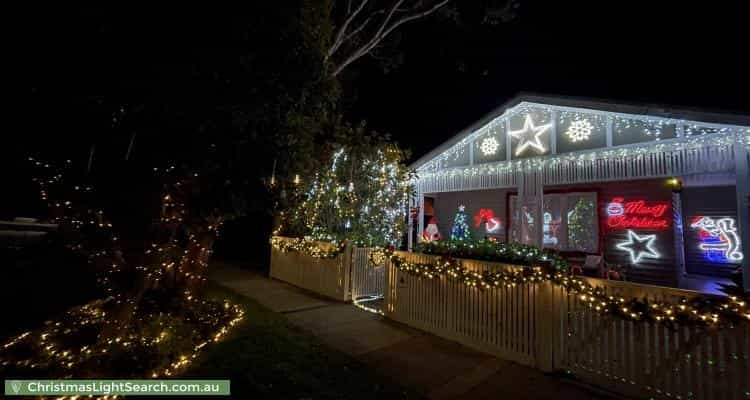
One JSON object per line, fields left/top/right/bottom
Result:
{"left": 690, "top": 216, "right": 744, "bottom": 262}
{"left": 473, "top": 209, "right": 502, "bottom": 233}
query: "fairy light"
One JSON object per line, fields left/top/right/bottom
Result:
{"left": 385, "top": 240, "right": 750, "bottom": 329}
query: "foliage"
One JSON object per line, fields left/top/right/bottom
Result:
{"left": 280, "top": 123, "right": 413, "bottom": 247}
{"left": 416, "top": 239, "right": 560, "bottom": 267}
{"left": 396, "top": 243, "right": 750, "bottom": 329}
{"left": 270, "top": 236, "right": 348, "bottom": 259}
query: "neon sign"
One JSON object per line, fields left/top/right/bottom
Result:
{"left": 690, "top": 216, "right": 744, "bottom": 263}
{"left": 473, "top": 209, "right": 503, "bottom": 234}
{"left": 615, "top": 230, "right": 661, "bottom": 264}
{"left": 606, "top": 197, "right": 670, "bottom": 229}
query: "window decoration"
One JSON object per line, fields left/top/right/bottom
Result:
{"left": 690, "top": 216, "right": 744, "bottom": 263}
{"left": 473, "top": 209, "right": 502, "bottom": 233}
{"left": 565, "top": 119, "right": 594, "bottom": 142}
{"left": 480, "top": 137, "right": 500, "bottom": 156}
{"left": 509, "top": 196, "right": 537, "bottom": 244}
{"left": 543, "top": 211, "right": 562, "bottom": 247}
{"left": 510, "top": 114, "right": 552, "bottom": 156}
{"left": 606, "top": 197, "right": 670, "bottom": 230}
{"left": 615, "top": 230, "right": 661, "bottom": 264}
{"left": 566, "top": 195, "right": 598, "bottom": 252}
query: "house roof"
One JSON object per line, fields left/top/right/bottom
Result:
{"left": 410, "top": 92, "right": 750, "bottom": 170}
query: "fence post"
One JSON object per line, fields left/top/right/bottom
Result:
{"left": 342, "top": 243, "right": 353, "bottom": 302}
{"left": 535, "top": 280, "right": 556, "bottom": 372}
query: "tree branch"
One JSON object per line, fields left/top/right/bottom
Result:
{"left": 328, "top": 0, "right": 451, "bottom": 78}
{"left": 327, "top": 0, "right": 369, "bottom": 61}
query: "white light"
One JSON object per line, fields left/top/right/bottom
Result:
{"left": 485, "top": 217, "right": 501, "bottom": 233}
{"left": 690, "top": 216, "right": 744, "bottom": 262}
{"left": 510, "top": 114, "right": 551, "bottom": 156}
{"left": 615, "top": 230, "right": 660, "bottom": 264}
{"left": 458, "top": 204, "right": 466, "bottom": 212}
{"left": 565, "top": 119, "right": 594, "bottom": 142}
{"left": 480, "top": 137, "right": 500, "bottom": 156}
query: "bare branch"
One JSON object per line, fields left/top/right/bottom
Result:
{"left": 327, "top": 0, "right": 451, "bottom": 78}
{"left": 327, "top": 0, "right": 369, "bottom": 61}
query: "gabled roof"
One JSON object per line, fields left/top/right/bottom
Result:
{"left": 410, "top": 93, "right": 750, "bottom": 170}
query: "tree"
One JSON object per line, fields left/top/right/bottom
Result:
{"left": 450, "top": 205, "right": 471, "bottom": 241}
{"left": 282, "top": 122, "right": 413, "bottom": 247}
{"left": 325, "top": 0, "right": 452, "bottom": 77}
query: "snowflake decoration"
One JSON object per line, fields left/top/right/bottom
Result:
{"left": 565, "top": 119, "right": 594, "bottom": 142}
{"left": 479, "top": 137, "right": 500, "bottom": 156}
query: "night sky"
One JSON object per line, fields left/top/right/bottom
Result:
{"left": 350, "top": 1, "right": 750, "bottom": 161}
{"left": 23, "top": 2, "right": 749, "bottom": 164}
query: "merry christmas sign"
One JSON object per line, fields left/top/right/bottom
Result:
{"left": 606, "top": 197, "right": 670, "bottom": 230}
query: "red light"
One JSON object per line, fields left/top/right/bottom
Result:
{"left": 606, "top": 197, "right": 670, "bottom": 230}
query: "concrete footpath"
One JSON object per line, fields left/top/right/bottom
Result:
{"left": 210, "top": 262, "right": 615, "bottom": 400}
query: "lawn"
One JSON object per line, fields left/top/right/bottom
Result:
{"left": 182, "top": 282, "right": 422, "bottom": 400}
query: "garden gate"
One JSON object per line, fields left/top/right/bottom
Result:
{"left": 350, "top": 247, "right": 386, "bottom": 312}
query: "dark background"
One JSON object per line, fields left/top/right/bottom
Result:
{"left": 13, "top": 2, "right": 750, "bottom": 243}
{"left": 350, "top": 1, "right": 750, "bottom": 160}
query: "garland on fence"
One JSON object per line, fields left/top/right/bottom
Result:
{"left": 367, "top": 248, "right": 388, "bottom": 267}
{"left": 383, "top": 246, "right": 750, "bottom": 329}
{"left": 270, "top": 236, "right": 347, "bottom": 259}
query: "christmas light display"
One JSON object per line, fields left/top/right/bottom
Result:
{"left": 615, "top": 230, "right": 661, "bottom": 264}
{"left": 450, "top": 205, "right": 472, "bottom": 240}
{"left": 414, "top": 101, "right": 746, "bottom": 182}
{"left": 480, "top": 137, "right": 500, "bottom": 156}
{"left": 690, "top": 216, "right": 744, "bottom": 263}
{"left": 565, "top": 119, "right": 594, "bottom": 142}
{"left": 383, "top": 241, "right": 750, "bottom": 328}
{"left": 606, "top": 197, "right": 670, "bottom": 230}
{"left": 422, "top": 217, "right": 442, "bottom": 241}
{"left": 510, "top": 114, "right": 551, "bottom": 156}
{"left": 473, "top": 209, "right": 502, "bottom": 233}
{"left": 285, "top": 145, "right": 411, "bottom": 247}
{"left": 270, "top": 236, "right": 347, "bottom": 259}
{"left": 0, "top": 157, "right": 245, "bottom": 381}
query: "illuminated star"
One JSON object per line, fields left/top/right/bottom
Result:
{"left": 615, "top": 230, "right": 660, "bottom": 264}
{"left": 458, "top": 205, "right": 466, "bottom": 212}
{"left": 510, "top": 114, "right": 552, "bottom": 156}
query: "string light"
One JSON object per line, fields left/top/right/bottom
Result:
{"left": 416, "top": 101, "right": 748, "bottom": 175}
{"left": 384, "top": 240, "right": 750, "bottom": 328}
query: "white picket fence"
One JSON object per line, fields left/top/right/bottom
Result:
{"left": 269, "top": 237, "right": 351, "bottom": 301}
{"left": 269, "top": 238, "right": 750, "bottom": 399}
{"left": 351, "top": 247, "right": 386, "bottom": 301}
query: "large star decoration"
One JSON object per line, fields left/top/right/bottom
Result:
{"left": 615, "top": 230, "right": 660, "bottom": 264}
{"left": 510, "top": 114, "right": 552, "bottom": 156}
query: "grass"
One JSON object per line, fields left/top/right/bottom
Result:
{"left": 182, "top": 281, "right": 422, "bottom": 400}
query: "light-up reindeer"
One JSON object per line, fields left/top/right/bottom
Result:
{"left": 690, "top": 216, "right": 744, "bottom": 262}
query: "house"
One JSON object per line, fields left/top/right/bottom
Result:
{"left": 408, "top": 94, "right": 750, "bottom": 292}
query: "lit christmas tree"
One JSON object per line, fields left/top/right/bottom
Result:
{"left": 450, "top": 205, "right": 472, "bottom": 241}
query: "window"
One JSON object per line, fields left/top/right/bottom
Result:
{"left": 510, "top": 192, "right": 598, "bottom": 253}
